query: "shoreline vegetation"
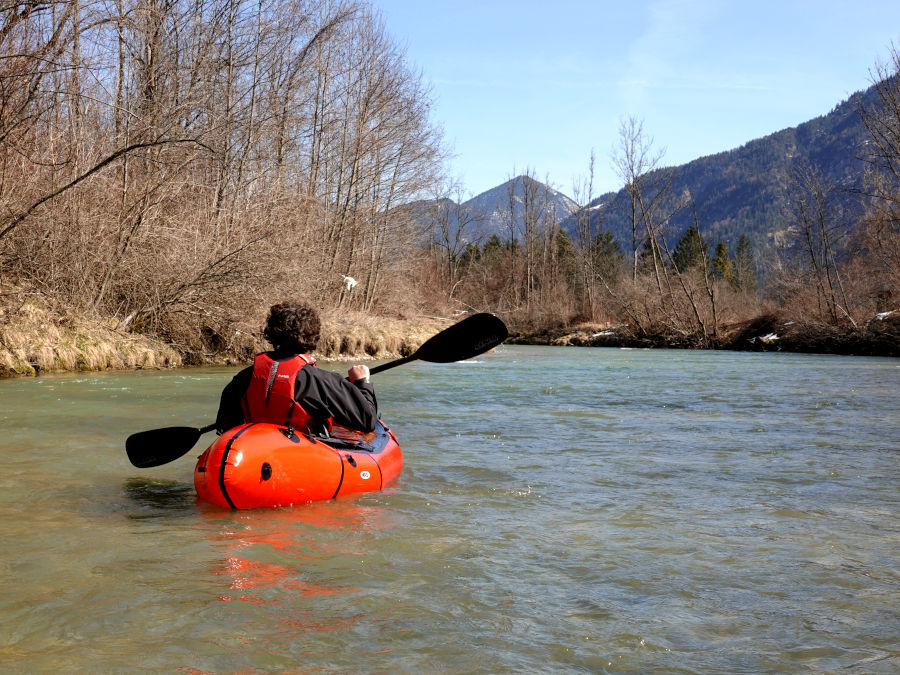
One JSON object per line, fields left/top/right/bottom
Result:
{"left": 0, "top": 297, "right": 448, "bottom": 377}
{"left": 508, "top": 312, "right": 900, "bottom": 357}
{"left": 2, "top": 295, "right": 896, "bottom": 379}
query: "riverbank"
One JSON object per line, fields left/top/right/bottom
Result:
{"left": 507, "top": 310, "right": 900, "bottom": 356}
{"left": 0, "top": 297, "right": 445, "bottom": 377}
{"left": 0, "top": 300, "right": 183, "bottom": 377}
{"left": 4, "top": 295, "right": 897, "bottom": 378}
{"left": 507, "top": 311, "right": 900, "bottom": 357}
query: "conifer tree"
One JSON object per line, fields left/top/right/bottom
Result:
{"left": 672, "top": 225, "right": 707, "bottom": 272}
{"left": 637, "top": 237, "right": 656, "bottom": 272}
{"left": 482, "top": 234, "right": 504, "bottom": 264}
{"left": 711, "top": 241, "right": 735, "bottom": 285}
{"left": 555, "top": 230, "right": 578, "bottom": 286}
{"left": 733, "top": 234, "right": 757, "bottom": 294}
{"left": 592, "top": 230, "right": 624, "bottom": 282}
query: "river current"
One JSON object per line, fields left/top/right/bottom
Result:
{"left": 0, "top": 345, "right": 897, "bottom": 673}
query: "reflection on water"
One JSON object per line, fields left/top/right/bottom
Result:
{"left": 0, "top": 349, "right": 898, "bottom": 672}
{"left": 121, "top": 475, "right": 397, "bottom": 634}
{"left": 200, "top": 501, "right": 398, "bottom": 644}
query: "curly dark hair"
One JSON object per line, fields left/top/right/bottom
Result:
{"left": 263, "top": 302, "right": 321, "bottom": 353}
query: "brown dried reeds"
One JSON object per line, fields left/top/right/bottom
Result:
{"left": 317, "top": 311, "right": 444, "bottom": 361}
{"left": 0, "top": 298, "right": 181, "bottom": 377}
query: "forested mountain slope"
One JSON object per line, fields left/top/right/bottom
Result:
{"left": 559, "top": 84, "right": 875, "bottom": 251}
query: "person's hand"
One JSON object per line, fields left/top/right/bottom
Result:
{"left": 348, "top": 364, "right": 370, "bottom": 383}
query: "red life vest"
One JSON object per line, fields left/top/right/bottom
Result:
{"left": 240, "top": 353, "right": 330, "bottom": 432}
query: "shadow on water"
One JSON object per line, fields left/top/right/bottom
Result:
{"left": 122, "top": 476, "right": 196, "bottom": 518}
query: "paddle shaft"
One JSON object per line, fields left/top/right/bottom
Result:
{"left": 368, "top": 355, "right": 414, "bottom": 375}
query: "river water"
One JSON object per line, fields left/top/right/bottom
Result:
{"left": 0, "top": 345, "right": 897, "bottom": 673}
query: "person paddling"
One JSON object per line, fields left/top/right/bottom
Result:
{"left": 126, "top": 310, "right": 506, "bottom": 469}
{"left": 215, "top": 302, "right": 376, "bottom": 434}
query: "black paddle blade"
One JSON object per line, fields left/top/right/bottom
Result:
{"left": 125, "top": 426, "right": 204, "bottom": 468}
{"left": 413, "top": 312, "right": 508, "bottom": 363}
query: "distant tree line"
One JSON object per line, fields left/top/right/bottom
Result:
{"left": 422, "top": 171, "right": 761, "bottom": 344}
{"left": 423, "top": 48, "right": 900, "bottom": 346}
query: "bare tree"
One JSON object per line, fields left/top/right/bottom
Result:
{"left": 571, "top": 151, "right": 598, "bottom": 317}
{"left": 785, "top": 164, "right": 855, "bottom": 325}
{"left": 427, "top": 180, "right": 482, "bottom": 301}
{"left": 855, "top": 44, "right": 900, "bottom": 300}
{"left": 611, "top": 116, "right": 665, "bottom": 285}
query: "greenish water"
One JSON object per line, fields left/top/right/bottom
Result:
{"left": 1, "top": 345, "right": 898, "bottom": 673}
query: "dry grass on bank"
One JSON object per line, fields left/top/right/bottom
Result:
{"left": 0, "top": 298, "right": 182, "bottom": 377}
{"left": 0, "top": 294, "right": 452, "bottom": 377}
{"left": 316, "top": 311, "right": 445, "bottom": 361}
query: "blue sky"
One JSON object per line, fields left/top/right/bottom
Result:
{"left": 373, "top": 0, "right": 900, "bottom": 199}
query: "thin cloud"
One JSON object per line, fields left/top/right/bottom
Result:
{"left": 622, "top": 0, "right": 721, "bottom": 108}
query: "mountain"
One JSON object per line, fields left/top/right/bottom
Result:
{"left": 562, "top": 85, "right": 874, "bottom": 252}
{"left": 418, "top": 81, "right": 879, "bottom": 254}
{"left": 460, "top": 175, "right": 579, "bottom": 239}
{"left": 412, "top": 174, "right": 579, "bottom": 247}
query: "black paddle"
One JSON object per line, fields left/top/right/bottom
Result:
{"left": 126, "top": 423, "right": 217, "bottom": 468}
{"left": 125, "top": 313, "right": 507, "bottom": 468}
{"left": 369, "top": 312, "right": 508, "bottom": 374}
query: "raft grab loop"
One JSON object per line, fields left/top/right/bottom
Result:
{"left": 278, "top": 426, "right": 300, "bottom": 443}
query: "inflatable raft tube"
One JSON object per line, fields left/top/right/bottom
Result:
{"left": 194, "top": 420, "right": 403, "bottom": 509}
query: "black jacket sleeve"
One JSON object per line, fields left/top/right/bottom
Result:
{"left": 294, "top": 367, "right": 378, "bottom": 432}
{"left": 215, "top": 366, "right": 252, "bottom": 433}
